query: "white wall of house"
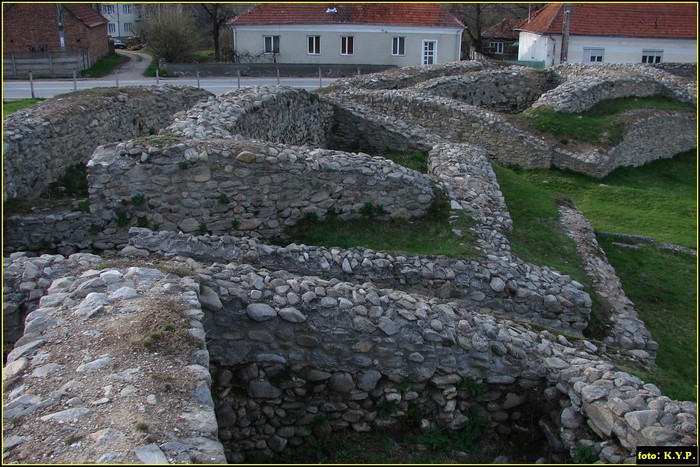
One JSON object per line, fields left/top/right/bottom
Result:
{"left": 100, "top": 3, "right": 139, "bottom": 39}
{"left": 231, "top": 25, "right": 462, "bottom": 66}
{"left": 566, "top": 36, "right": 696, "bottom": 64}
{"left": 519, "top": 32, "right": 696, "bottom": 66}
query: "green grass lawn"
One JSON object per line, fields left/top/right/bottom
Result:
{"left": 497, "top": 151, "right": 697, "bottom": 402}
{"left": 3, "top": 98, "right": 45, "bottom": 115}
{"left": 280, "top": 192, "right": 475, "bottom": 259}
{"left": 81, "top": 52, "right": 129, "bottom": 78}
{"left": 513, "top": 150, "right": 697, "bottom": 248}
{"left": 517, "top": 96, "right": 695, "bottom": 146}
{"left": 597, "top": 239, "right": 697, "bottom": 402}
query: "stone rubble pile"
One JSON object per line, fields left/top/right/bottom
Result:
{"left": 3, "top": 252, "right": 225, "bottom": 464}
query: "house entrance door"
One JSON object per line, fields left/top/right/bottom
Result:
{"left": 422, "top": 40, "right": 437, "bottom": 65}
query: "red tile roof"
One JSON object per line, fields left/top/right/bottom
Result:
{"left": 483, "top": 18, "right": 525, "bottom": 40}
{"left": 64, "top": 4, "right": 108, "bottom": 28}
{"left": 230, "top": 3, "right": 464, "bottom": 28}
{"left": 517, "top": 3, "right": 697, "bottom": 39}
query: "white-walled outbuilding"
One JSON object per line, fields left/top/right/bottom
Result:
{"left": 517, "top": 3, "right": 696, "bottom": 67}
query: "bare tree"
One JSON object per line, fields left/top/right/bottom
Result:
{"left": 137, "top": 8, "right": 204, "bottom": 62}
{"left": 197, "top": 4, "right": 250, "bottom": 62}
{"left": 444, "top": 3, "right": 535, "bottom": 59}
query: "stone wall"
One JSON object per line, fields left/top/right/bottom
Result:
{"left": 4, "top": 247, "right": 695, "bottom": 464}
{"left": 164, "top": 86, "right": 333, "bottom": 148}
{"left": 3, "top": 85, "right": 212, "bottom": 200}
{"left": 85, "top": 138, "right": 435, "bottom": 239}
{"left": 530, "top": 63, "right": 696, "bottom": 114}
{"left": 551, "top": 110, "right": 697, "bottom": 178}
{"left": 3, "top": 253, "right": 226, "bottom": 464}
{"left": 415, "top": 66, "right": 557, "bottom": 113}
{"left": 326, "top": 89, "right": 555, "bottom": 169}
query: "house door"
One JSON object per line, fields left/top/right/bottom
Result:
{"left": 422, "top": 40, "right": 437, "bottom": 65}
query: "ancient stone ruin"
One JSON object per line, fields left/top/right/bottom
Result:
{"left": 3, "top": 61, "right": 696, "bottom": 464}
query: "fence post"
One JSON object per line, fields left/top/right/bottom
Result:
{"left": 48, "top": 53, "right": 54, "bottom": 77}
{"left": 196, "top": 70, "right": 200, "bottom": 89}
{"left": 318, "top": 67, "right": 322, "bottom": 88}
{"left": 116, "top": 69, "right": 119, "bottom": 87}
{"left": 237, "top": 69, "right": 241, "bottom": 89}
{"left": 29, "top": 71, "right": 35, "bottom": 98}
{"left": 73, "top": 69, "right": 77, "bottom": 91}
{"left": 156, "top": 68, "right": 159, "bottom": 85}
{"left": 357, "top": 67, "right": 360, "bottom": 77}
{"left": 11, "top": 53, "right": 17, "bottom": 78}
{"left": 276, "top": 67, "right": 280, "bottom": 85}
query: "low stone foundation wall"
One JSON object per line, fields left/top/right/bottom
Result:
{"left": 415, "top": 66, "right": 557, "bottom": 113}
{"left": 3, "top": 253, "right": 226, "bottom": 464}
{"left": 86, "top": 138, "right": 435, "bottom": 239}
{"left": 164, "top": 86, "right": 333, "bottom": 148}
{"left": 3, "top": 85, "right": 212, "bottom": 200}
{"left": 326, "top": 89, "right": 554, "bottom": 169}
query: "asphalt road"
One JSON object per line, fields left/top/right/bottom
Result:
{"left": 2, "top": 50, "right": 339, "bottom": 99}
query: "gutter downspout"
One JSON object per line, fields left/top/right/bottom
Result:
{"left": 231, "top": 26, "right": 237, "bottom": 63}
{"left": 560, "top": 4, "right": 570, "bottom": 63}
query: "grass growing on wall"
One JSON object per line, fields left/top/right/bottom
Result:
{"left": 279, "top": 191, "right": 476, "bottom": 259}
{"left": 517, "top": 96, "right": 695, "bottom": 146}
{"left": 3, "top": 98, "right": 44, "bottom": 115}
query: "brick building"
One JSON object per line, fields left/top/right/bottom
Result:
{"left": 3, "top": 3, "right": 110, "bottom": 72}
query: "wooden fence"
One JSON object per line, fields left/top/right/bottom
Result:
{"left": 4, "top": 48, "right": 90, "bottom": 78}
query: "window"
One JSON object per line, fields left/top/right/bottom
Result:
{"left": 341, "top": 36, "right": 354, "bottom": 55}
{"left": 307, "top": 35, "right": 321, "bottom": 55}
{"left": 392, "top": 36, "right": 405, "bottom": 56}
{"left": 264, "top": 35, "right": 280, "bottom": 54}
{"left": 29, "top": 44, "right": 47, "bottom": 53}
{"left": 642, "top": 49, "right": 663, "bottom": 63}
{"left": 108, "top": 23, "right": 116, "bottom": 34}
{"left": 102, "top": 5, "right": 114, "bottom": 15}
{"left": 490, "top": 41, "right": 504, "bottom": 54}
{"left": 583, "top": 47, "right": 604, "bottom": 63}
{"left": 122, "top": 4, "right": 131, "bottom": 14}
{"left": 124, "top": 23, "right": 132, "bottom": 33}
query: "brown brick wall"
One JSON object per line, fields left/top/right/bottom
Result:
{"left": 3, "top": 4, "right": 108, "bottom": 63}
{"left": 4, "top": 4, "right": 61, "bottom": 53}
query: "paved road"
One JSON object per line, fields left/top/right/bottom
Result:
{"left": 2, "top": 50, "right": 338, "bottom": 99}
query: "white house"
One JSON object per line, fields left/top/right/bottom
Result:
{"left": 228, "top": 3, "right": 464, "bottom": 67}
{"left": 99, "top": 3, "right": 140, "bottom": 40}
{"left": 516, "top": 3, "right": 696, "bottom": 67}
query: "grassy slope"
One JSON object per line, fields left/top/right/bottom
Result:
{"left": 498, "top": 151, "right": 697, "bottom": 402}
{"left": 81, "top": 52, "right": 129, "bottom": 78}
{"left": 514, "top": 150, "right": 697, "bottom": 248}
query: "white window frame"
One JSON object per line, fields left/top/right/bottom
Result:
{"left": 102, "top": 5, "right": 114, "bottom": 15}
{"left": 422, "top": 40, "right": 437, "bottom": 65}
{"left": 264, "top": 35, "right": 280, "bottom": 54}
{"left": 641, "top": 49, "right": 663, "bottom": 64}
{"left": 108, "top": 23, "right": 116, "bottom": 34}
{"left": 122, "top": 4, "right": 131, "bottom": 14}
{"left": 392, "top": 36, "right": 405, "bottom": 56}
{"left": 307, "top": 35, "right": 321, "bottom": 55}
{"left": 341, "top": 36, "right": 354, "bottom": 56}
{"left": 124, "top": 22, "right": 132, "bottom": 33}
{"left": 490, "top": 41, "right": 504, "bottom": 54}
{"left": 583, "top": 47, "right": 604, "bottom": 63}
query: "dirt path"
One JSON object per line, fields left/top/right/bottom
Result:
{"left": 99, "top": 49, "right": 153, "bottom": 81}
